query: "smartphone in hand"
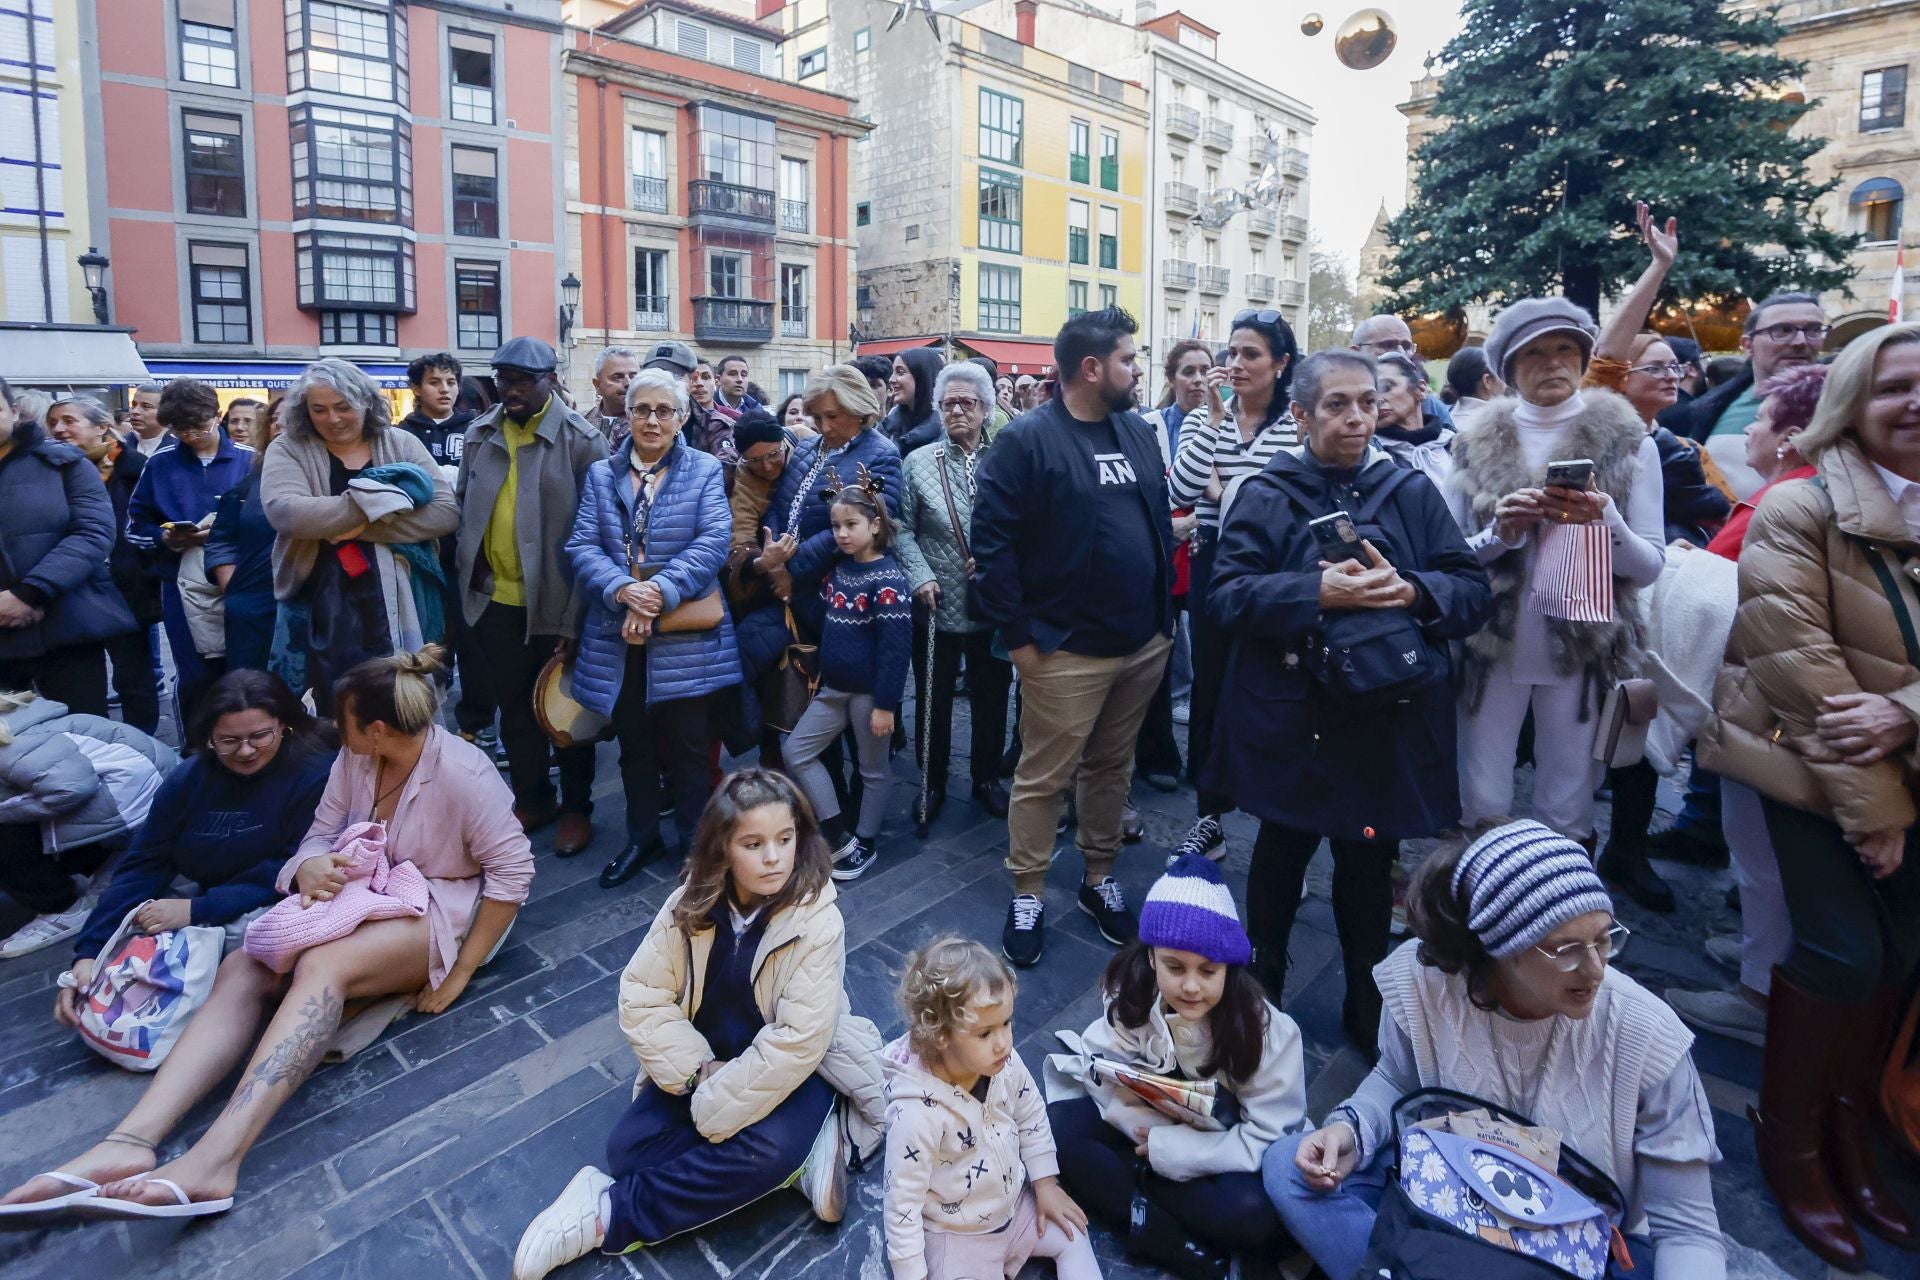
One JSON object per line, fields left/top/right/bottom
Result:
{"left": 1309, "top": 511, "right": 1367, "bottom": 565}
{"left": 1545, "top": 458, "right": 1595, "bottom": 490}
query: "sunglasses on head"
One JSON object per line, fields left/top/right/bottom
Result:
{"left": 1233, "top": 309, "right": 1285, "bottom": 328}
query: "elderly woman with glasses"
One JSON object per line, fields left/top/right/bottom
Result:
{"left": 261, "top": 359, "right": 459, "bottom": 712}
{"left": 1266, "top": 820, "right": 1725, "bottom": 1280}
{"left": 893, "top": 359, "right": 1012, "bottom": 834}
{"left": 126, "top": 379, "right": 255, "bottom": 719}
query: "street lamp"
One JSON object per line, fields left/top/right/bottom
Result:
{"left": 78, "top": 246, "right": 110, "bottom": 324}
{"left": 558, "top": 271, "right": 582, "bottom": 348}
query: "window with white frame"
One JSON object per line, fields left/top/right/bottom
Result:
{"left": 631, "top": 128, "right": 668, "bottom": 213}
{"left": 634, "top": 248, "right": 669, "bottom": 329}
{"left": 180, "top": 0, "right": 239, "bottom": 86}
{"left": 780, "top": 368, "right": 808, "bottom": 398}
{"left": 448, "top": 31, "right": 495, "bottom": 125}
{"left": 780, "top": 157, "right": 809, "bottom": 232}
{"left": 454, "top": 260, "right": 500, "bottom": 349}
{"left": 189, "top": 242, "right": 251, "bottom": 343}
{"left": 978, "top": 263, "right": 1020, "bottom": 333}
{"left": 853, "top": 27, "right": 871, "bottom": 53}
{"left": 708, "top": 250, "right": 745, "bottom": 299}
{"left": 780, "top": 263, "right": 808, "bottom": 337}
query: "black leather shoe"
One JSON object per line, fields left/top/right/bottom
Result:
{"left": 1598, "top": 841, "right": 1676, "bottom": 912}
{"left": 970, "top": 780, "right": 1009, "bottom": 819}
{"left": 914, "top": 787, "right": 944, "bottom": 839}
{"left": 600, "top": 837, "right": 667, "bottom": 889}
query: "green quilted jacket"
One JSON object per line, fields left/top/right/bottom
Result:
{"left": 893, "top": 438, "right": 990, "bottom": 633}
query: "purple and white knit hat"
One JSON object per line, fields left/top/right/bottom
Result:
{"left": 1451, "top": 820, "right": 1614, "bottom": 959}
{"left": 1137, "top": 854, "right": 1252, "bottom": 966}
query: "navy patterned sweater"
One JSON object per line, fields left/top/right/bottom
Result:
{"left": 818, "top": 554, "right": 913, "bottom": 712}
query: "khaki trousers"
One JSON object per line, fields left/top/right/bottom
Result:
{"left": 1007, "top": 633, "right": 1172, "bottom": 894}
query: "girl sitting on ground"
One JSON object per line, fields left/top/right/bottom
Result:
{"left": 0, "top": 647, "right": 532, "bottom": 1222}
{"left": 884, "top": 936, "right": 1101, "bottom": 1280}
{"left": 1045, "top": 854, "right": 1306, "bottom": 1279}
{"left": 513, "top": 768, "right": 886, "bottom": 1280}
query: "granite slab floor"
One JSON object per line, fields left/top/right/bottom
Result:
{"left": 0, "top": 689, "right": 1908, "bottom": 1280}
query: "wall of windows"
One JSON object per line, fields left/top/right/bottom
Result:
{"left": 980, "top": 89, "right": 1023, "bottom": 165}
{"left": 979, "top": 263, "right": 1020, "bottom": 332}
{"left": 290, "top": 103, "right": 412, "bottom": 224}
{"left": 694, "top": 104, "right": 776, "bottom": 191}
{"left": 286, "top": 0, "right": 406, "bottom": 104}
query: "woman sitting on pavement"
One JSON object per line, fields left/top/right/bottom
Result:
{"left": 1266, "top": 820, "right": 1726, "bottom": 1280}
{"left": 893, "top": 359, "right": 1013, "bottom": 829}
{"left": 0, "top": 647, "right": 532, "bottom": 1221}
{"left": 52, "top": 670, "right": 336, "bottom": 1026}
{"left": 566, "top": 368, "right": 740, "bottom": 890}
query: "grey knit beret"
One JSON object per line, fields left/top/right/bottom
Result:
{"left": 1450, "top": 820, "right": 1614, "bottom": 959}
{"left": 1483, "top": 297, "right": 1599, "bottom": 385}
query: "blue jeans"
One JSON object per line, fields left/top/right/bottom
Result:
{"left": 1262, "top": 1131, "right": 1653, "bottom": 1278}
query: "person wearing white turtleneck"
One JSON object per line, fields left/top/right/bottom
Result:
{"left": 1445, "top": 300, "right": 1666, "bottom": 842}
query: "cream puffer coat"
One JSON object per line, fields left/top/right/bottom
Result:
{"left": 1700, "top": 438, "right": 1920, "bottom": 839}
{"left": 616, "top": 882, "right": 887, "bottom": 1150}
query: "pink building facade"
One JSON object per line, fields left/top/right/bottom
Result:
{"left": 77, "top": 0, "right": 566, "bottom": 394}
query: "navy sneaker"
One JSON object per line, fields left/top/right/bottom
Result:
{"left": 1166, "top": 815, "right": 1226, "bottom": 868}
{"left": 1002, "top": 894, "right": 1046, "bottom": 967}
{"left": 831, "top": 836, "right": 878, "bottom": 882}
{"left": 1077, "top": 877, "right": 1137, "bottom": 946}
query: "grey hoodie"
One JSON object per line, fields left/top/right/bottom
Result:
{"left": 0, "top": 699, "right": 179, "bottom": 855}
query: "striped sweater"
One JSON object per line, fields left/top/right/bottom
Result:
{"left": 1168, "top": 403, "right": 1299, "bottom": 529}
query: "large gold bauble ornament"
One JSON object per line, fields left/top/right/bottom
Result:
{"left": 1301, "top": 13, "right": 1324, "bottom": 36}
{"left": 1334, "top": 8, "right": 1397, "bottom": 70}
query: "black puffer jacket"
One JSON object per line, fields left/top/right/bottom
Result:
{"left": 879, "top": 347, "right": 944, "bottom": 454}
{"left": 1656, "top": 361, "right": 1753, "bottom": 444}
{"left": 0, "top": 422, "right": 136, "bottom": 659}
{"left": 104, "top": 434, "right": 162, "bottom": 625}
{"left": 1651, "top": 425, "right": 1731, "bottom": 546}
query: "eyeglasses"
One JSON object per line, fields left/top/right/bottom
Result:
{"left": 1629, "top": 362, "right": 1686, "bottom": 379}
{"left": 628, "top": 405, "right": 682, "bottom": 423}
{"left": 1755, "top": 322, "right": 1830, "bottom": 345}
{"left": 939, "top": 397, "right": 982, "bottom": 414}
{"left": 1233, "top": 308, "right": 1286, "bottom": 329}
{"left": 741, "top": 445, "right": 787, "bottom": 468}
{"left": 209, "top": 726, "right": 283, "bottom": 756}
{"left": 171, "top": 422, "right": 217, "bottom": 436}
{"left": 1533, "top": 923, "right": 1631, "bottom": 972}
{"left": 1356, "top": 338, "right": 1417, "bottom": 354}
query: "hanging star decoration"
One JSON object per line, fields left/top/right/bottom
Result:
{"left": 887, "top": 0, "right": 940, "bottom": 37}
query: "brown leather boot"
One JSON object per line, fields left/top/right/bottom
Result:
{"left": 1751, "top": 971, "right": 1869, "bottom": 1270}
{"left": 1827, "top": 985, "right": 1920, "bottom": 1248}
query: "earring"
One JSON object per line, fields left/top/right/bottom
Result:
{"left": 1776, "top": 445, "right": 1789, "bottom": 459}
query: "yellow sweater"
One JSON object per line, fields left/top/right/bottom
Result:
{"left": 485, "top": 403, "right": 545, "bottom": 606}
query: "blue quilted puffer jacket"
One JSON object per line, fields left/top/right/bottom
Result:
{"left": 565, "top": 440, "right": 740, "bottom": 714}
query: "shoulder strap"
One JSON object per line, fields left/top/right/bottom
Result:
{"left": 937, "top": 450, "right": 969, "bottom": 565}
{"left": 1864, "top": 546, "right": 1920, "bottom": 670}
{"left": 1352, "top": 465, "right": 1417, "bottom": 526}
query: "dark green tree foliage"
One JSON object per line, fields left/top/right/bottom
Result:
{"left": 1384, "top": 0, "right": 1858, "bottom": 317}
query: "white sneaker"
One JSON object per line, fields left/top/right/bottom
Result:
{"left": 794, "top": 1105, "right": 847, "bottom": 1223}
{"left": 513, "top": 1165, "right": 613, "bottom": 1280}
{"left": 1704, "top": 934, "right": 1741, "bottom": 974}
{"left": 1171, "top": 699, "right": 1191, "bottom": 726}
{"left": 1666, "top": 987, "right": 1766, "bottom": 1047}
{"left": 0, "top": 900, "right": 94, "bottom": 959}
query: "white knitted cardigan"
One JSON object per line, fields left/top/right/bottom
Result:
{"left": 1370, "top": 942, "right": 1696, "bottom": 1229}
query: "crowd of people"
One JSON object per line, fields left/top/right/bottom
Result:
{"left": 0, "top": 196, "right": 1916, "bottom": 1279}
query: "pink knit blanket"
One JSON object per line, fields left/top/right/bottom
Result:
{"left": 244, "top": 822, "right": 429, "bottom": 974}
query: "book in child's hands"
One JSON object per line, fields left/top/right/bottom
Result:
{"left": 1085, "top": 1056, "right": 1238, "bottom": 1131}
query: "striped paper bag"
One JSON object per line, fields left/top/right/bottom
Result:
{"left": 1527, "top": 521, "right": 1614, "bottom": 622}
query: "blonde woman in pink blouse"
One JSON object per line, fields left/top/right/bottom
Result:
{"left": 0, "top": 647, "right": 534, "bottom": 1222}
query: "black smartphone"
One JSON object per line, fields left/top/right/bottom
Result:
{"left": 1545, "top": 458, "right": 1595, "bottom": 490}
{"left": 1309, "top": 511, "right": 1366, "bottom": 564}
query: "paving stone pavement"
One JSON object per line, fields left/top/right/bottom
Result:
{"left": 0, "top": 694, "right": 1910, "bottom": 1279}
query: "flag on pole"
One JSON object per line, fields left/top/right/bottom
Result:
{"left": 1894, "top": 243, "right": 1907, "bottom": 325}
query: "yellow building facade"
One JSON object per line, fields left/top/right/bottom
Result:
{"left": 1, "top": 0, "right": 98, "bottom": 328}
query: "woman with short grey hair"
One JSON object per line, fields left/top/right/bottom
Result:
{"left": 260, "top": 358, "right": 457, "bottom": 711}
{"left": 893, "top": 359, "right": 1011, "bottom": 833}
{"left": 625, "top": 367, "right": 689, "bottom": 417}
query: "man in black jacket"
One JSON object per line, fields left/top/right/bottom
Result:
{"left": 970, "top": 307, "right": 1174, "bottom": 967}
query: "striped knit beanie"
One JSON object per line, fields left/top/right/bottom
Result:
{"left": 1450, "top": 820, "right": 1614, "bottom": 959}
{"left": 1137, "top": 854, "right": 1252, "bottom": 965}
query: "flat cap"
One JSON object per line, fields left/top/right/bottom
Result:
{"left": 642, "top": 340, "right": 698, "bottom": 375}
{"left": 491, "top": 336, "right": 559, "bottom": 374}
{"left": 1483, "top": 298, "right": 1597, "bottom": 386}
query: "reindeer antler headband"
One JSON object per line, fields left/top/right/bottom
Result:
{"left": 819, "top": 463, "right": 886, "bottom": 506}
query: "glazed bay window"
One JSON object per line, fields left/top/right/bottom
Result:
{"left": 692, "top": 104, "right": 776, "bottom": 224}
{"left": 632, "top": 128, "right": 668, "bottom": 213}
{"left": 180, "top": 0, "right": 239, "bottom": 87}
{"left": 451, "top": 145, "right": 499, "bottom": 238}
{"left": 287, "top": 0, "right": 405, "bottom": 103}
{"left": 296, "top": 230, "right": 415, "bottom": 347}
{"left": 448, "top": 30, "right": 495, "bottom": 125}
{"left": 634, "top": 248, "right": 670, "bottom": 330}
{"left": 183, "top": 111, "right": 246, "bottom": 217}
{"left": 455, "top": 260, "right": 501, "bottom": 350}
{"left": 979, "top": 169, "right": 1022, "bottom": 254}
{"left": 693, "top": 227, "right": 772, "bottom": 343}
{"left": 189, "top": 242, "right": 251, "bottom": 344}
{"left": 1068, "top": 198, "right": 1089, "bottom": 265}
{"left": 980, "top": 89, "right": 1023, "bottom": 166}
{"left": 780, "top": 263, "right": 808, "bottom": 337}
{"left": 291, "top": 104, "right": 411, "bottom": 225}
{"left": 978, "top": 263, "right": 1020, "bottom": 333}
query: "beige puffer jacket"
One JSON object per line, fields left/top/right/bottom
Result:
{"left": 616, "top": 882, "right": 887, "bottom": 1149}
{"left": 1699, "top": 439, "right": 1920, "bottom": 839}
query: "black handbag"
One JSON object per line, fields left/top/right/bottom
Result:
{"left": 764, "top": 604, "right": 820, "bottom": 734}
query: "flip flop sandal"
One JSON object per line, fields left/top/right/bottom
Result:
{"left": 0, "top": 1172, "right": 101, "bottom": 1224}
{"left": 73, "top": 1177, "right": 233, "bottom": 1220}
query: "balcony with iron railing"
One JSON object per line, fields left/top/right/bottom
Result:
{"left": 1199, "top": 265, "right": 1231, "bottom": 294}
{"left": 780, "top": 199, "right": 809, "bottom": 234}
{"left": 1282, "top": 215, "right": 1310, "bottom": 243}
{"left": 632, "top": 175, "right": 668, "bottom": 214}
{"left": 1245, "top": 273, "right": 1275, "bottom": 301}
{"left": 781, "top": 307, "right": 808, "bottom": 338}
{"left": 1247, "top": 206, "right": 1277, "bottom": 236}
{"left": 688, "top": 179, "right": 775, "bottom": 228}
{"left": 1278, "top": 279, "right": 1307, "bottom": 307}
{"left": 1279, "top": 147, "right": 1309, "bottom": 179}
{"left": 634, "top": 295, "right": 670, "bottom": 331}
{"left": 1164, "top": 102, "right": 1200, "bottom": 140}
{"left": 1162, "top": 258, "right": 1197, "bottom": 289}
{"left": 1201, "top": 116, "right": 1233, "bottom": 152}
{"left": 1163, "top": 181, "right": 1198, "bottom": 216}
{"left": 692, "top": 296, "right": 774, "bottom": 343}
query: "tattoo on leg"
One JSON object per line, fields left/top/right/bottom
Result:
{"left": 223, "top": 988, "right": 343, "bottom": 1114}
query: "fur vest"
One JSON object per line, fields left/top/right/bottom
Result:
{"left": 1449, "top": 391, "right": 1649, "bottom": 710}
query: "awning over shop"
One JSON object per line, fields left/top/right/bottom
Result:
{"left": 854, "top": 336, "right": 944, "bottom": 359}
{"left": 951, "top": 338, "right": 1055, "bottom": 375}
{"left": 0, "top": 324, "right": 150, "bottom": 387}
{"left": 146, "top": 360, "right": 414, "bottom": 389}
